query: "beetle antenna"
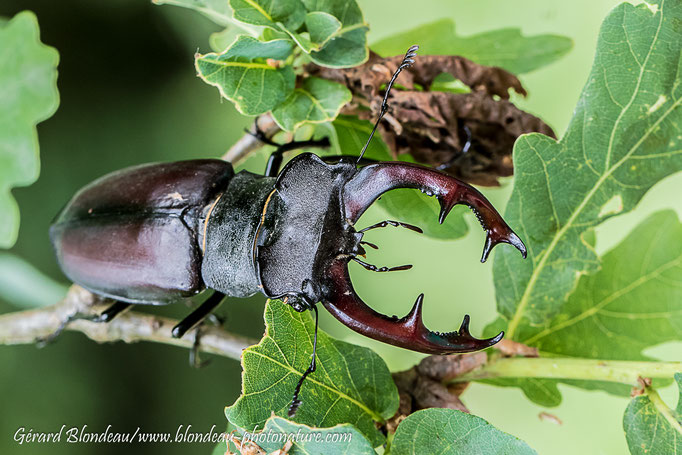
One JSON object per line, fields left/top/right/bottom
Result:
{"left": 356, "top": 45, "right": 419, "bottom": 164}
{"left": 288, "top": 305, "right": 319, "bottom": 417}
{"left": 352, "top": 257, "right": 413, "bottom": 272}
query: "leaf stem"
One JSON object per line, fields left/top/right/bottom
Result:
{"left": 451, "top": 357, "right": 682, "bottom": 385}
{"left": 645, "top": 386, "right": 682, "bottom": 434}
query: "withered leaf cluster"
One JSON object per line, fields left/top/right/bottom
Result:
{"left": 308, "top": 52, "right": 555, "bottom": 185}
{"left": 385, "top": 352, "right": 487, "bottom": 433}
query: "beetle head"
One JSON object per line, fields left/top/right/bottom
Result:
{"left": 254, "top": 152, "right": 526, "bottom": 354}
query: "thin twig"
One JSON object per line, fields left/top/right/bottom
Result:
{"left": 0, "top": 285, "right": 256, "bottom": 361}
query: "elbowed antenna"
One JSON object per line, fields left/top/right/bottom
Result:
{"left": 357, "top": 45, "right": 419, "bottom": 164}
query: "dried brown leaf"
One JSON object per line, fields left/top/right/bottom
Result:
{"left": 390, "top": 366, "right": 469, "bottom": 425}
{"left": 309, "top": 52, "right": 525, "bottom": 101}
{"left": 307, "top": 52, "right": 555, "bottom": 185}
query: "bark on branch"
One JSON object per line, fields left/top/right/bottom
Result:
{"left": 0, "top": 285, "right": 256, "bottom": 361}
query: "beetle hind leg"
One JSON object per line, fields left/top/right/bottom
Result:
{"left": 36, "top": 301, "right": 132, "bottom": 347}
{"left": 95, "top": 301, "right": 132, "bottom": 323}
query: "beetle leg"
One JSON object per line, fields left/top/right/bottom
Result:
{"left": 189, "top": 326, "right": 211, "bottom": 368}
{"left": 288, "top": 304, "right": 318, "bottom": 417}
{"left": 435, "top": 125, "right": 473, "bottom": 171}
{"left": 322, "top": 259, "right": 503, "bottom": 354}
{"left": 343, "top": 162, "right": 527, "bottom": 262}
{"left": 36, "top": 301, "right": 132, "bottom": 347}
{"left": 352, "top": 257, "right": 412, "bottom": 272}
{"left": 172, "top": 291, "right": 226, "bottom": 339}
{"left": 95, "top": 301, "right": 132, "bottom": 323}
{"left": 359, "top": 219, "right": 423, "bottom": 234}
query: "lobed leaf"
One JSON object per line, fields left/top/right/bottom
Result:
{"left": 271, "top": 77, "right": 351, "bottom": 131}
{"left": 494, "top": 0, "right": 682, "bottom": 338}
{"left": 623, "top": 374, "right": 682, "bottom": 455}
{"left": 195, "top": 36, "right": 295, "bottom": 115}
{"left": 517, "top": 210, "right": 682, "bottom": 360}
{"left": 224, "top": 300, "right": 399, "bottom": 448}
{"left": 485, "top": 211, "right": 682, "bottom": 405}
{"left": 0, "top": 12, "right": 59, "bottom": 249}
{"left": 301, "top": 0, "right": 368, "bottom": 68}
{"left": 305, "top": 11, "right": 341, "bottom": 49}
{"left": 391, "top": 408, "right": 537, "bottom": 455}
{"left": 229, "top": 0, "right": 305, "bottom": 31}
{"left": 372, "top": 19, "right": 572, "bottom": 75}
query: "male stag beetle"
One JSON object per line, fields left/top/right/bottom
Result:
{"left": 49, "top": 46, "right": 527, "bottom": 416}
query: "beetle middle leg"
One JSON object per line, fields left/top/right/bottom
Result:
{"left": 171, "top": 291, "right": 226, "bottom": 339}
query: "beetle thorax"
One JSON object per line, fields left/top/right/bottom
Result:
{"left": 254, "top": 154, "right": 361, "bottom": 307}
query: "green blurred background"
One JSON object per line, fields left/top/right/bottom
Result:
{"left": 1, "top": 0, "right": 680, "bottom": 453}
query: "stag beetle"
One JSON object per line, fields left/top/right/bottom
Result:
{"left": 49, "top": 46, "right": 527, "bottom": 415}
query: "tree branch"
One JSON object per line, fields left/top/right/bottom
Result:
{"left": 0, "top": 285, "right": 256, "bottom": 361}
{"left": 450, "top": 357, "right": 682, "bottom": 386}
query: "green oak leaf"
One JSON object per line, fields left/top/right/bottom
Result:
{"left": 305, "top": 11, "right": 341, "bottom": 49}
{"left": 485, "top": 211, "right": 682, "bottom": 405}
{"left": 494, "top": 0, "right": 682, "bottom": 338}
{"left": 271, "top": 77, "right": 351, "bottom": 131}
{"left": 391, "top": 408, "right": 537, "bottom": 455}
{"left": 372, "top": 19, "right": 572, "bottom": 75}
{"left": 623, "top": 373, "right": 682, "bottom": 455}
{"left": 0, "top": 12, "right": 59, "bottom": 249}
{"left": 229, "top": 416, "right": 376, "bottom": 454}
{"left": 517, "top": 210, "right": 682, "bottom": 360}
{"left": 479, "top": 377, "right": 562, "bottom": 408}
{"left": 280, "top": 11, "right": 343, "bottom": 54}
{"left": 328, "top": 115, "right": 391, "bottom": 162}
{"left": 329, "top": 116, "right": 469, "bottom": 239}
{"left": 209, "top": 27, "right": 241, "bottom": 52}
{"left": 196, "top": 36, "right": 295, "bottom": 115}
{"left": 301, "top": 0, "right": 368, "bottom": 68}
{"left": 225, "top": 300, "right": 399, "bottom": 448}
{"left": 229, "top": 0, "right": 305, "bottom": 31}
{"left": 152, "top": 0, "right": 234, "bottom": 26}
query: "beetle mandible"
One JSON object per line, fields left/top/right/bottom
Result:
{"left": 49, "top": 46, "right": 527, "bottom": 415}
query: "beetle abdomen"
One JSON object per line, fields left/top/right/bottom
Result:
{"left": 50, "top": 160, "right": 234, "bottom": 304}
